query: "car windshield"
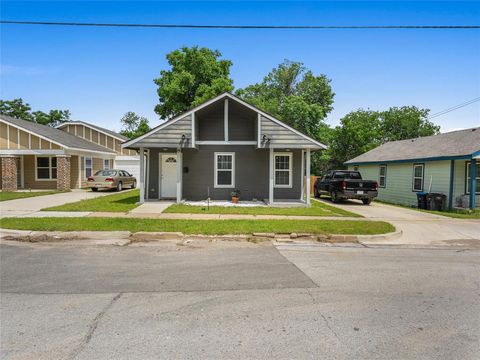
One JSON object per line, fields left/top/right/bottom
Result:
{"left": 333, "top": 172, "right": 361, "bottom": 179}
{"left": 95, "top": 170, "right": 117, "bottom": 176}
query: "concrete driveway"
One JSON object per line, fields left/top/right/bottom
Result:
{"left": 0, "top": 190, "right": 114, "bottom": 218}
{"left": 314, "top": 198, "right": 480, "bottom": 247}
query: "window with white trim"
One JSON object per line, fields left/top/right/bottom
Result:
{"left": 274, "top": 153, "right": 292, "bottom": 188}
{"left": 103, "top": 159, "right": 110, "bottom": 170}
{"left": 36, "top": 156, "right": 57, "bottom": 180}
{"left": 466, "top": 162, "right": 480, "bottom": 194}
{"left": 214, "top": 153, "right": 234, "bottom": 188}
{"left": 85, "top": 157, "right": 93, "bottom": 178}
{"left": 379, "top": 165, "right": 387, "bottom": 188}
{"left": 412, "top": 164, "right": 424, "bottom": 192}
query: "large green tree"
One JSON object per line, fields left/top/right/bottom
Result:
{"left": 119, "top": 112, "right": 151, "bottom": 139}
{"left": 236, "top": 60, "right": 334, "bottom": 139}
{"left": 154, "top": 46, "right": 234, "bottom": 119}
{"left": 328, "top": 106, "right": 440, "bottom": 168}
{"left": 0, "top": 98, "right": 70, "bottom": 127}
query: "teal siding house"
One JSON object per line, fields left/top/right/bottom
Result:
{"left": 345, "top": 127, "right": 479, "bottom": 210}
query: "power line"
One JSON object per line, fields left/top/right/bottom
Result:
{"left": 1, "top": 20, "right": 479, "bottom": 29}
{"left": 428, "top": 97, "right": 480, "bottom": 120}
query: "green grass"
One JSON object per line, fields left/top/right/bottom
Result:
{"left": 0, "top": 191, "right": 61, "bottom": 202}
{"left": 0, "top": 217, "right": 394, "bottom": 235}
{"left": 375, "top": 199, "right": 480, "bottom": 219}
{"left": 164, "top": 198, "right": 361, "bottom": 217}
{"left": 43, "top": 189, "right": 140, "bottom": 212}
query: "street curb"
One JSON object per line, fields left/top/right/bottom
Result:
{"left": 0, "top": 228, "right": 402, "bottom": 245}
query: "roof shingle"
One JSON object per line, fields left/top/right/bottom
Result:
{"left": 345, "top": 127, "right": 480, "bottom": 164}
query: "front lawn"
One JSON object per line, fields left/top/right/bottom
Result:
{"left": 164, "top": 198, "right": 360, "bottom": 217}
{"left": 0, "top": 217, "right": 393, "bottom": 235}
{"left": 43, "top": 189, "right": 140, "bottom": 212}
{"left": 0, "top": 191, "right": 61, "bottom": 202}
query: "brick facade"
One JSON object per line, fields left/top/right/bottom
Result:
{"left": 1, "top": 156, "right": 18, "bottom": 191}
{"left": 56, "top": 155, "right": 71, "bottom": 191}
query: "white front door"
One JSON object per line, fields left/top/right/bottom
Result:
{"left": 160, "top": 154, "right": 177, "bottom": 198}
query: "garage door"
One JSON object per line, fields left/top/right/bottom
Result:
{"left": 115, "top": 156, "right": 141, "bottom": 184}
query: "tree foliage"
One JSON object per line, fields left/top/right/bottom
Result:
{"left": 236, "top": 60, "right": 334, "bottom": 139}
{"left": 154, "top": 46, "right": 234, "bottom": 119}
{"left": 119, "top": 112, "right": 151, "bottom": 139}
{"left": 328, "top": 106, "right": 440, "bottom": 168}
{"left": 0, "top": 98, "right": 70, "bottom": 127}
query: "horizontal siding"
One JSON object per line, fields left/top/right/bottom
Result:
{"left": 352, "top": 161, "right": 451, "bottom": 206}
{"left": 260, "top": 116, "right": 313, "bottom": 147}
{"left": 135, "top": 115, "right": 192, "bottom": 148}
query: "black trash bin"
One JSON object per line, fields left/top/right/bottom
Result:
{"left": 427, "top": 193, "right": 447, "bottom": 211}
{"left": 417, "top": 192, "right": 428, "bottom": 210}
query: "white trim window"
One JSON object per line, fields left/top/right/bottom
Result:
{"left": 85, "top": 157, "right": 93, "bottom": 178}
{"left": 36, "top": 156, "right": 57, "bottom": 180}
{"left": 379, "top": 164, "right": 387, "bottom": 188}
{"left": 214, "top": 152, "right": 235, "bottom": 188}
{"left": 466, "top": 161, "right": 480, "bottom": 194}
{"left": 412, "top": 164, "right": 424, "bottom": 192}
{"left": 274, "top": 153, "right": 292, "bottom": 188}
{"left": 103, "top": 159, "right": 110, "bottom": 170}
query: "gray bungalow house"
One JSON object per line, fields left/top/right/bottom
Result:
{"left": 122, "top": 92, "right": 326, "bottom": 205}
{"left": 345, "top": 127, "right": 479, "bottom": 210}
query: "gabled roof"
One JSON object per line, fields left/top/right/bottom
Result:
{"left": 345, "top": 127, "right": 480, "bottom": 164}
{"left": 0, "top": 115, "right": 116, "bottom": 154}
{"left": 57, "top": 120, "right": 128, "bottom": 141}
{"left": 122, "top": 92, "right": 327, "bottom": 149}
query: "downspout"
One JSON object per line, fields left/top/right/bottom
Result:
{"left": 448, "top": 160, "right": 454, "bottom": 210}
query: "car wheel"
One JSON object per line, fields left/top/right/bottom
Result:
{"left": 91, "top": 187, "right": 98, "bottom": 192}
{"left": 330, "top": 191, "right": 339, "bottom": 203}
{"left": 362, "top": 198, "right": 372, "bottom": 205}
{"left": 132, "top": 181, "right": 136, "bottom": 189}
{"left": 117, "top": 182, "right": 123, "bottom": 191}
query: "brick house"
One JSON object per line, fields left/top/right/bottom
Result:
{"left": 0, "top": 115, "right": 136, "bottom": 191}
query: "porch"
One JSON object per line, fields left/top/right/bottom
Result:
{"left": 137, "top": 146, "right": 313, "bottom": 206}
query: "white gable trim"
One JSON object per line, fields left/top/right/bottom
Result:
{"left": 122, "top": 92, "right": 328, "bottom": 149}
{"left": 56, "top": 122, "right": 126, "bottom": 142}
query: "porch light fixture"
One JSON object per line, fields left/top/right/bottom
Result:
{"left": 262, "top": 134, "right": 271, "bottom": 144}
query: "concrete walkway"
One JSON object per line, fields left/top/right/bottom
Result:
{"left": 0, "top": 190, "right": 117, "bottom": 218}
{"left": 314, "top": 198, "right": 480, "bottom": 247}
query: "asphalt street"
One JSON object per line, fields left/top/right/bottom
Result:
{"left": 1, "top": 240, "right": 479, "bottom": 359}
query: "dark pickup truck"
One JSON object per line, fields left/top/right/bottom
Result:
{"left": 314, "top": 170, "right": 378, "bottom": 205}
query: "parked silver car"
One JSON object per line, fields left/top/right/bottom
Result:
{"left": 87, "top": 169, "right": 136, "bottom": 192}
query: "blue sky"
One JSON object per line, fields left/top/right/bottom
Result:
{"left": 1, "top": 1, "right": 479, "bottom": 133}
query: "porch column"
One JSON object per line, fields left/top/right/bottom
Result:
{"left": 56, "top": 155, "right": 71, "bottom": 191}
{"left": 300, "top": 150, "right": 305, "bottom": 201}
{"left": 139, "top": 147, "right": 145, "bottom": 204}
{"left": 1, "top": 155, "right": 17, "bottom": 191}
{"left": 470, "top": 159, "right": 477, "bottom": 210}
{"left": 306, "top": 149, "right": 311, "bottom": 205}
{"left": 176, "top": 149, "right": 183, "bottom": 203}
{"left": 269, "top": 147, "right": 274, "bottom": 204}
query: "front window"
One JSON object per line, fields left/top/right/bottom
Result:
{"left": 466, "top": 162, "right": 480, "bottom": 194}
{"left": 379, "top": 165, "right": 387, "bottom": 188}
{"left": 274, "top": 153, "right": 292, "bottom": 188}
{"left": 103, "top": 159, "right": 110, "bottom": 170}
{"left": 412, "top": 164, "right": 424, "bottom": 192}
{"left": 214, "top": 153, "right": 234, "bottom": 188}
{"left": 36, "top": 156, "right": 57, "bottom": 180}
{"left": 85, "top": 157, "right": 93, "bottom": 178}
